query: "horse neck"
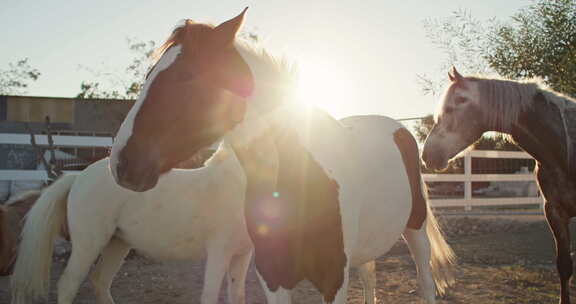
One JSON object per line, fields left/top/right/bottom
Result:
{"left": 232, "top": 42, "right": 344, "bottom": 158}
{"left": 236, "top": 42, "right": 296, "bottom": 114}
{"left": 509, "top": 91, "right": 572, "bottom": 170}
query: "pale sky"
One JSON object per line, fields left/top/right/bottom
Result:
{"left": 0, "top": 0, "right": 528, "bottom": 119}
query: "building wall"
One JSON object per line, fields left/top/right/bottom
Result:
{"left": 0, "top": 95, "right": 135, "bottom": 172}
{"left": 0, "top": 95, "right": 134, "bottom": 135}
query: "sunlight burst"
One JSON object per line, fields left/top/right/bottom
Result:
{"left": 296, "top": 59, "right": 356, "bottom": 118}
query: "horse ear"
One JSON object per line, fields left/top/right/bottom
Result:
{"left": 213, "top": 7, "right": 248, "bottom": 47}
{"left": 448, "top": 66, "right": 463, "bottom": 83}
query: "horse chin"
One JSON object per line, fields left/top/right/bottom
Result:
{"left": 422, "top": 147, "right": 450, "bottom": 171}
{"left": 424, "top": 156, "right": 449, "bottom": 171}
{"left": 118, "top": 168, "right": 160, "bottom": 192}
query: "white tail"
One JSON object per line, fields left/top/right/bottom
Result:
{"left": 11, "top": 174, "right": 76, "bottom": 304}
{"left": 425, "top": 203, "right": 456, "bottom": 296}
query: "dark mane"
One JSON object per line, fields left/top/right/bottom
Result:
{"left": 146, "top": 20, "right": 215, "bottom": 80}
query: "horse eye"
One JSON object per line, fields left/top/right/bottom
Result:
{"left": 455, "top": 96, "right": 467, "bottom": 105}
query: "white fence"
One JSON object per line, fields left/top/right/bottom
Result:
{"left": 0, "top": 133, "right": 544, "bottom": 210}
{"left": 423, "top": 150, "right": 543, "bottom": 210}
{"left": 0, "top": 133, "right": 113, "bottom": 181}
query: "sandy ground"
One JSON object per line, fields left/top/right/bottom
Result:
{"left": 1, "top": 214, "right": 574, "bottom": 303}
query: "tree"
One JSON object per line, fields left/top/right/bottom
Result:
{"left": 418, "top": 9, "right": 496, "bottom": 96}
{"left": 420, "top": 0, "right": 576, "bottom": 97}
{"left": 412, "top": 114, "right": 435, "bottom": 143}
{"left": 77, "top": 31, "right": 261, "bottom": 100}
{"left": 76, "top": 39, "right": 155, "bottom": 100}
{"left": 487, "top": 0, "right": 576, "bottom": 96}
{"left": 0, "top": 58, "right": 41, "bottom": 95}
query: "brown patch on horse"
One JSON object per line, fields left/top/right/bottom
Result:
{"left": 0, "top": 191, "right": 44, "bottom": 276}
{"left": 238, "top": 129, "right": 346, "bottom": 303}
{"left": 393, "top": 128, "right": 427, "bottom": 230}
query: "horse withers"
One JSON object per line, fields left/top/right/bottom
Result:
{"left": 422, "top": 67, "right": 576, "bottom": 304}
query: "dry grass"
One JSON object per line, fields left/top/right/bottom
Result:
{"left": 0, "top": 215, "right": 571, "bottom": 303}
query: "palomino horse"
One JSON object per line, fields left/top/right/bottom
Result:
{"left": 0, "top": 191, "right": 42, "bottom": 276}
{"left": 422, "top": 67, "right": 576, "bottom": 304}
{"left": 109, "top": 9, "right": 455, "bottom": 303}
{"left": 10, "top": 145, "right": 254, "bottom": 304}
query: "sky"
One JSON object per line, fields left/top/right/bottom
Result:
{"left": 0, "top": 0, "right": 528, "bottom": 120}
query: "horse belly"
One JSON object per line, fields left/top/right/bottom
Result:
{"left": 116, "top": 186, "right": 246, "bottom": 261}
{"left": 119, "top": 219, "right": 209, "bottom": 261}
{"left": 339, "top": 117, "right": 413, "bottom": 265}
{"left": 351, "top": 192, "right": 411, "bottom": 266}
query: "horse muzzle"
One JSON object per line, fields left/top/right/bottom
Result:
{"left": 422, "top": 147, "right": 449, "bottom": 171}
{"left": 114, "top": 159, "right": 160, "bottom": 192}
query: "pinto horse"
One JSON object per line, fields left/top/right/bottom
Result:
{"left": 10, "top": 146, "right": 254, "bottom": 304}
{"left": 109, "top": 9, "right": 455, "bottom": 303}
{"left": 422, "top": 67, "right": 576, "bottom": 304}
{"left": 0, "top": 191, "right": 43, "bottom": 276}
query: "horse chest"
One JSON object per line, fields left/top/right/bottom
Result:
{"left": 117, "top": 179, "right": 246, "bottom": 260}
{"left": 241, "top": 127, "right": 349, "bottom": 302}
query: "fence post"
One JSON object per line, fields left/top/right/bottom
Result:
{"left": 464, "top": 152, "right": 472, "bottom": 211}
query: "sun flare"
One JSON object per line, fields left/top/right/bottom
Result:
{"left": 296, "top": 59, "right": 356, "bottom": 118}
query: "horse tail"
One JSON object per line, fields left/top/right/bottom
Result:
{"left": 11, "top": 174, "right": 76, "bottom": 304}
{"left": 423, "top": 182, "right": 456, "bottom": 296}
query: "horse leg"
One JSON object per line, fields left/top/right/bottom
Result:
{"left": 544, "top": 202, "right": 572, "bottom": 304}
{"left": 226, "top": 251, "right": 252, "bottom": 304}
{"left": 256, "top": 270, "right": 292, "bottom": 304}
{"left": 90, "top": 237, "right": 131, "bottom": 304}
{"left": 325, "top": 266, "right": 350, "bottom": 304}
{"left": 403, "top": 227, "right": 436, "bottom": 304}
{"left": 357, "top": 260, "right": 377, "bottom": 304}
{"left": 201, "top": 247, "right": 230, "bottom": 304}
{"left": 57, "top": 240, "right": 108, "bottom": 304}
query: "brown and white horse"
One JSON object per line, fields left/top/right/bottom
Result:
{"left": 10, "top": 148, "right": 254, "bottom": 304}
{"left": 109, "top": 9, "right": 455, "bottom": 304}
{"left": 0, "top": 191, "right": 43, "bottom": 276}
{"left": 422, "top": 67, "right": 576, "bottom": 304}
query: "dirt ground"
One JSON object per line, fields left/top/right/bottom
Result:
{"left": 1, "top": 214, "right": 574, "bottom": 303}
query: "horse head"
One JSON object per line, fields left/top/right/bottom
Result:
{"left": 422, "top": 67, "right": 486, "bottom": 170}
{"left": 110, "top": 9, "right": 254, "bottom": 192}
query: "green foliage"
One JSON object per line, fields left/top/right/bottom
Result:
{"left": 412, "top": 114, "right": 435, "bottom": 143}
{"left": 421, "top": 0, "right": 576, "bottom": 98}
{"left": 0, "top": 58, "right": 41, "bottom": 95}
{"left": 487, "top": 0, "right": 576, "bottom": 96}
{"left": 418, "top": 9, "right": 496, "bottom": 96}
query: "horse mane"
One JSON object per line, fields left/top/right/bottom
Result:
{"left": 146, "top": 20, "right": 215, "bottom": 79}
{"left": 148, "top": 19, "right": 296, "bottom": 95}
{"left": 469, "top": 77, "right": 539, "bottom": 131}
{"left": 445, "top": 76, "right": 576, "bottom": 132}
